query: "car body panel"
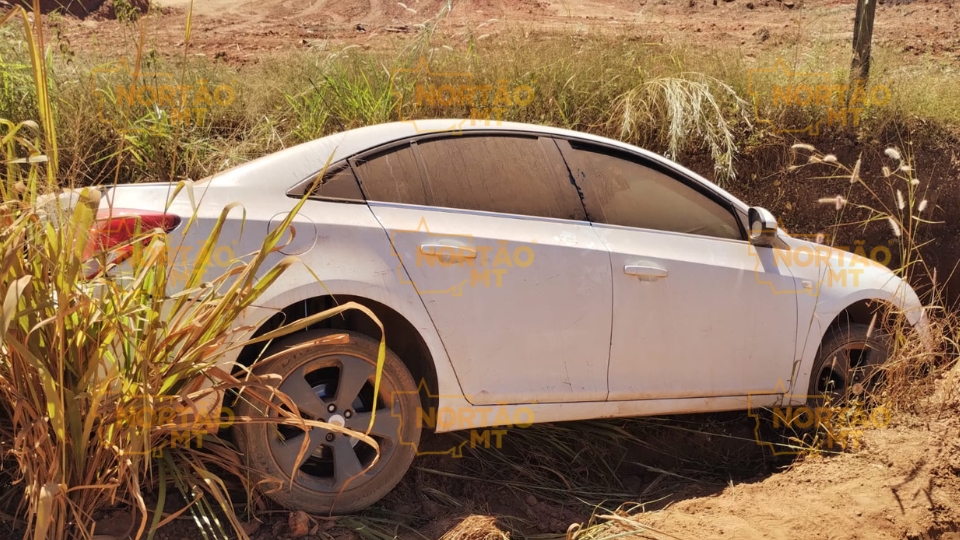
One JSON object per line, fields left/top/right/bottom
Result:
{"left": 370, "top": 202, "right": 612, "bottom": 405}
{"left": 433, "top": 392, "right": 783, "bottom": 431}
{"left": 102, "top": 178, "right": 466, "bottom": 403}
{"left": 597, "top": 226, "right": 800, "bottom": 400}
{"left": 773, "top": 236, "right": 926, "bottom": 402}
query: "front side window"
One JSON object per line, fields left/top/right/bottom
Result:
{"left": 563, "top": 142, "right": 742, "bottom": 240}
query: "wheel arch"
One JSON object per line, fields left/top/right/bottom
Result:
{"left": 818, "top": 297, "right": 900, "bottom": 347}
{"left": 236, "top": 294, "right": 440, "bottom": 412}
{"left": 792, "top": 293, "right": 906, "bottom": 401}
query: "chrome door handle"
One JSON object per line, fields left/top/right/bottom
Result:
{"left": 624, "top": 264, "right": 668, "bottom": 279}
{"left": 418, "top": 244, "right": 477, "bottom": 259}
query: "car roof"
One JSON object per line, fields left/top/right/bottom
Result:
{"left": 205, "top": 120, "right": 748, "bottom": 212}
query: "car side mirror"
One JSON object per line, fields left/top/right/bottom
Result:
{"left": 748, "top": 207, "right": 778, "bottom": 247}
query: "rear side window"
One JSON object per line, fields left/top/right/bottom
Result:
{"left": 564, "top": 143, "right": 742, "bottom": 240}
{"left": 288, "top": 160, "right": 364, "bottom": 202}
{"left": 352, "top": 144, "right": 428, "bottom": 206}
{"left": 415, "top": 135, "right": 586, "bottom": 221}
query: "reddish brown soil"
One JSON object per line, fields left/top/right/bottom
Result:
{"left": 34, "top": 0, "right": 960, "bottom": 65}
{"left": 623, "top": 404, "right": 960, "bottom": 540}
{"left": 12, "top": 0, "right": 147, "bottom": 17}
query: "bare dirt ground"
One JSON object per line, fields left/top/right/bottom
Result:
{"left": 16, "top": 1, "right": 960, "bottom": 539}
{"left": 45, "top": 0, "right": 960, "bottom": 64}
{"left": 623, "top": 406, "right": 960, "bottom": 540}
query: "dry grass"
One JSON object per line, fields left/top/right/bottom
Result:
{"left": 0, "top": 6, "right": 390, "bottom": 540}
{"left": 611, "top": 74, "right": 751, "bottom": 185}
{"left": 2, "top": 5, "right": 960, "bottom": 188}
{"left": 439, "top": 516, "right": 509, "bottom": 540}
{"left": 565, "top": 504, "right": 674, "bottom": 540}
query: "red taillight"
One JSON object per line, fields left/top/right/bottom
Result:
{"left": 84, "top": 209, "right": 181, "bottom": 273}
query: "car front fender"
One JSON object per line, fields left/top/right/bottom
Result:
{"left": 788, "top": 241, "right": 927, "bottom": 399}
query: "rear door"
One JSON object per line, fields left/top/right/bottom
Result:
{"left": 356, "top": 134, "right": 612, "bottom": 405}
{"left": 556, "top": 139, "right": 801, "bottom": 401}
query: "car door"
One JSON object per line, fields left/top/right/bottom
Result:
{"left": 353, "top": 134, "right": 612, "bottom": 405}
{"left": 556, "top": 138, "right": 801, "bottom": 401}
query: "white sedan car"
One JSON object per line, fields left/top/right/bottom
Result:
{"left": 101, "top": 120, "right": 925, "bottom": 513}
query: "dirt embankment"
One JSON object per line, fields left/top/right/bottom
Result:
{"left": 612, "top": 368, "right": 960, "bottom": 540}
{"left": 13, "top": 0, "right": 147, "bottom": 18}
{"left": 719, "top": 132, "right": 960, "bottom": 303}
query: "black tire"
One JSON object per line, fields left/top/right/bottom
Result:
{"left": 807, "top": 323, "right": 891, "bottom": 405}
{"left": 234, "top": 329, "right": 421, "bottom": 514}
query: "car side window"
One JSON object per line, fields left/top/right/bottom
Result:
{"left": 414, "top": 135, "right": 586, "bottom": 221}
{"left": 562, "top": 142, "right": 742, "bottom": 240}
{"left": 352, "top": 144, "right": 429, "bottom": 206}
{"left": 287, "top": 160, "right": 364, "bottom": 202}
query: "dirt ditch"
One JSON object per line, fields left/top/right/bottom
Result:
{"left": 126, "top": 373, "right": 960, "bottom": 540}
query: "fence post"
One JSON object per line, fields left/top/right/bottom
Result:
{"left": 849, "top": 0, "right": 877, "bottom": 99}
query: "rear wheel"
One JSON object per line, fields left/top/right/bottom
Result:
{"left": 807, "top": 323, "right": 891, "bottom": 405}
{"left": 234, "top": 330, "right": 421, "bottom": 513}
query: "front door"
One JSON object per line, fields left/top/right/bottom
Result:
{"left": 355, "top": 134, "right": 613, "bottom": 405}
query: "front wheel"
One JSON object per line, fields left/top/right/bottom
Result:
{"left": 234, "top": 330, "right": 421, "bottom": 514}
{"left": 807, "top": 323, "right": 891, "bottom": 405}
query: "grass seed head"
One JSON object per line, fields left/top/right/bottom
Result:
{"left": 888, "top": 217, "right": 902, "bottom": 237}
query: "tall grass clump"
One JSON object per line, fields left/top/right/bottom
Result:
{"left": 610, "top": 73, "right": 752, "bottom": 186}
{"left": 285, "top": 52, "right": 398, "bottom": 141}
{"left": 0, "top": 12, "right": 265, "bottom": 186}
{"left": 0, "top": 123, "right": 381, "bottom": 539}
{"left": 80, "top": 36, "right": 254, "bottom": 185}
{"left": 788, "top": 143, "right": 957, "bottom": 406}
{"left": 0, "top": 40, "right": 36, "bottom": 125}
{"left": 0, "top": 6, "right": 386, "bottom": 540}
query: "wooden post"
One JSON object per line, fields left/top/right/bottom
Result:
{"left": 850, "top": 0, "right": 877, "bottom": 86}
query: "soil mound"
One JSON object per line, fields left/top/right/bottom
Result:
{"left": 13, "top": 0, "right": 147, "bottom": 18}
